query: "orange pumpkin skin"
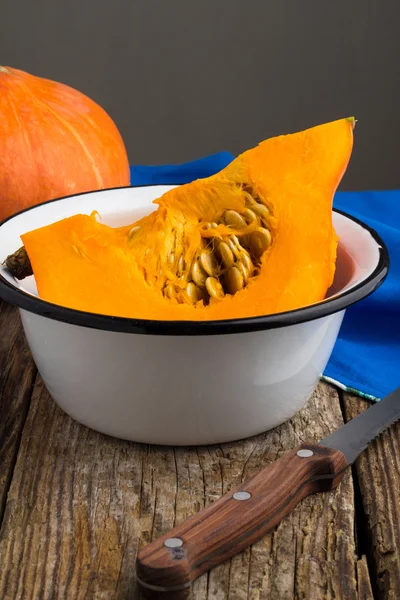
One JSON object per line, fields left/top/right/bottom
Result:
{"left": 22, "top": 118, "right": 354, "bottom": 321}
{"left": 0, "top": 66, "right": 130, "bottom": 222}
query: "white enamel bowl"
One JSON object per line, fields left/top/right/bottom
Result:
{"left": 0, "top": 186, "right": 389, "bottom": 445}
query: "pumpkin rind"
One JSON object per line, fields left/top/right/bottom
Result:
{"left": 21, "top": 118, "right": 354, "bottom": 321}
{"left": 0, "top": 66, "right": 130, "bottom": 222}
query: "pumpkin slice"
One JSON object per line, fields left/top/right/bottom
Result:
{"left": 21, "top": 118, "right": 354, "bottom": 321}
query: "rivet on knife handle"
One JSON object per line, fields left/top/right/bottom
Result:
{"left": 136, "top": 443, "right": 347, "bottom": 596}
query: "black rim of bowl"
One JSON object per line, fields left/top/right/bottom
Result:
{"left": 0, "top": 185, "right": 390, "bottom": 336}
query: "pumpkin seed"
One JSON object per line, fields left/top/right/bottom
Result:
{"left": 205, "top": 277, "right": 224, "bottom": 299}
{"left": 217, "top": 242, "right": 234, "bottom": 270}
{"left": 242, "top": 208, "right": 258, "bottom": 225}
{"left": 226, "top": 235, "right": 245, "bottom": 260}
{"left": 239, "top": 250, "right": 254, "bottom": 274}
{"left": 236, "top": 261, "right": 249, "bottom": 285}
{"left": 239, "top": 233, "right": 251, "bottom": 250}
{"left": 128, "top": 225, "right": 141, "bottom": 239}
{"left": 191, "top": 260, "right": 208, "bottom": 287}
{"left": 252, "top": 202, "right": 270, "bottom": 220}
{"left": 223, "top": 210, "right": 247, "bottom": 229}
{"left": 249, "top": 227, "right": 272, "bottom": 259}
{"left": 200, "top": 247, "right": 218, "bottom": 276}
{"left": 223, "top": 266, "right": 244, "bottom": 294}
{"left": 186, "top": 282, "right": 204, "bottom": 303}
{"left": 204, "top": 221, "right": 218, "bottom": 230}
{"left": 164, "top": 284, "right": 176, "bottom": 299}
{"left": 177, "top": 255, "right": 185, "bottom": 275}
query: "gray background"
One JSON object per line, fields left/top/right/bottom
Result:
{"left": 1, "top": 0, "right": 399, "bottom": 190}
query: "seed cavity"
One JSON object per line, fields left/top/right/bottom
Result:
{"left": 160, "top": 183, "right": 273, "bottom": 304}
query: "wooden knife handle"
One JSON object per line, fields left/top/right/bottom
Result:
{"left": 136, "top": 443, "right": 347, "bottom": 598}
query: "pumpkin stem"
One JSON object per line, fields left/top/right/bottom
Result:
{"left": 4, "top": 246, "right": 33, "bottom": 280}
{"left": 346, "top": 116, "right": 357, "bottom": 129}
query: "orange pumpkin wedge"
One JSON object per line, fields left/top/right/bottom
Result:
{"left": 21, "top": 118, "right": 354, "bottom": 321}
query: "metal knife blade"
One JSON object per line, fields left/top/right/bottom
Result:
{"left": 136, "top": 387, "right": 400, "bottom": 597}
{"left": 321, "top": 386, "right": 400, "bottom": 464}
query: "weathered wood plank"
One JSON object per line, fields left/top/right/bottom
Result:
{"left": 356, "top": 556, "right": 374, "bottom": 600}
{"left": 343, "top": 393, "right": 400, "bottom": 600}
{"left": 0, "top": 301, "right": 36, "bottom": 522}
{"left": 0, "top": 380, "right": 363, "bottom": 599}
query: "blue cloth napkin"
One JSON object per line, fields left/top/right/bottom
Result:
{"left": 130, "top": 155, "right": 400, "bottom": 401}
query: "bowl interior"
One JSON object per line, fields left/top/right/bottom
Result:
{"left": 0, "top": 185, "right": 383, "bottom": 303}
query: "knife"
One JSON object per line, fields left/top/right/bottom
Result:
{"left": 136, "top": 387, "right": 400, "bottom": 598}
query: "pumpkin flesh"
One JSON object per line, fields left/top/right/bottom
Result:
{"left": 21, "top": 118, "right": 354, "bottom": 321}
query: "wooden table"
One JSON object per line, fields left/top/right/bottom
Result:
{"left": 0, "top": 300, "right": 399, "bottom": 600}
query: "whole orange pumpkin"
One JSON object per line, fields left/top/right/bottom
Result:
{"left": 0, "top": 66, "right": 130, "bottom": 222}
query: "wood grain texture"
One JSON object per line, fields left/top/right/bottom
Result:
{"left": 136, "top": 443, "right": 348, "bottom": 594}
{"left": 0, "top": 300, "right": 36, "bottom": 521}
{"left": 343, "top": 393, "right": 400, "bottom": 600}
{"left": 0, "top": 380, "right": 364, "bottom": 600}
{"left": 356, "top": 556, "right": 374, "bottom": 600}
